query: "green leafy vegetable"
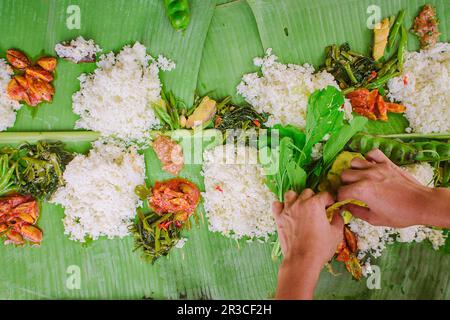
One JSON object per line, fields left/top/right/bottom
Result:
{"left": 302, "top": 86, "right": 345, "bottom": 164}
{"left": 322, "top": 116, "right": 368, "bottom": 167}
{"left": 271, "top": 124, "right": 306, "bottom": 150}
{"left": 262, "top": 136, "right": 306, "bottom": 200}
{"left": 214, "top": 98, "right": 269, "bottom": 132}
{"left": 0, "top": 141, "right": 73, "bottom": 200}
{"left": 321, "top": 43, "right": 379, "bottom": 92}
{"left": 266, "top": 87, "right": 368, "bottom": 260}
{"left": 132, "top": 209, "right": 182, "bottom": 263}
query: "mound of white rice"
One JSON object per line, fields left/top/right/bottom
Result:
{"left": 349, "top": 163, "right": 447, "bottom": 276}
{"left": 387, "top": 42, "right": 450, "bottom": 133}
{"left": 202, "top": 145, "right": 277, "bottom": 240}
{"left": 72, "top": 42, "right": 175, "bottom": 142}
{"left": 237, "top": 48, "right": 352, "bottom": 128}
{"left": 0, "top": 59, "right": 21, "bottom": 131}
{"left": 55, "top": 36, "right": 102, "bottom": 63}
{"left": 51, "top": 142, "right": 145, "bottom": 242}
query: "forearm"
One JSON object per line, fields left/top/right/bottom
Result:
{"left": 423, "top": 188, "right": 450, "bottom": 228}
{"left": 275, "top": 255, "right": 322, "bottom": 300}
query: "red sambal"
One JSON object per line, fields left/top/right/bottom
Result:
{"left": 149, "top": 178, "right": 200, "bottom": 221}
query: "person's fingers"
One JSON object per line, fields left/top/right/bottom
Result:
{"left": 337, "top": 182, "right": 369, "bottom": 202}
{"left": 341, "top": 169, "right": 370, "bottom": 184}
{"left": 284, "top": 190, "right": 298, "bottom": 207}
{"left": 344, "top": 204, "right": 372, "bottom": 223}
{"left": 272, "top": 201, "right": 284, "bottom": 218}
{"left": 394, "top": 164, "right": 421, "bottom": 184}
{"left": 298, "top": 188, "right": 315, "bottom": 202}
{"left": 351, "top": 157, "right": 373, "bottom": 169}
{"left": 331, "top": 212, "right": 344, "bottom": 239}
{"left": 366, "top": 149, "right": 390, "bottom": 164}
{"left": 316, "top": 191, "right": 335, "bottom": 207}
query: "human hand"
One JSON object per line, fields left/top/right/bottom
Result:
{"left": 272, "top": 189, "right": 344, "bottom": 268}
{"left": 337, "top": 149, "right": 434, "bottom": 228}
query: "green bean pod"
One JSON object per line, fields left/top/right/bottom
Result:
{"left": 163, "top": 0, "right": 190, "bottom": 31}
{"left": 387, "top": 10, "right": 406, "bottom": 50}
{"left": 397, "top": 25, "right": 407, "bottom": 72}
{"left": 348, "top": 133, "right": 417, "bottom": 164}
{"left": 412, "top": 141, "right": 450, "bottom": 162}
{"left": 348, "top": 133, "right": 450, "bottom": 165}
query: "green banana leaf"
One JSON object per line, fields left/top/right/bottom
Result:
{"left": 2, "top": 0, "right": 217, "bottom": 131}
{"left": 0, "top": 0, "right": 449, "bottom": 299}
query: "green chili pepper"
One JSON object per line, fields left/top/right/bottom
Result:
{"left": 163, "top": 0, "right": 191, "bottom": 31}
{"left": 348, "top": 133, "right": 450, "bottom": 165}
{"left": 387, "top": 10, "right": 406, "bottom": 50}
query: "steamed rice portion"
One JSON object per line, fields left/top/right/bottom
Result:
{"left": 0, "top": 59, "right": 21, "bottom": 131}
{"left": 72, "top": 42, "right": 175, "bottom": 142}
{"left": 51, "top": 142, "right": 145, "bottom": 242}
{"left": 202, "top": 145, "right": 277, "bottom": 240}
{"left": 349, "top": 163, "right": 447, "bottom": 276}
{"left": 387, "top": 42, "right": 450, "bottom": 133}
{"left": 237, "top": 48, "right": 352, "bottom": 128}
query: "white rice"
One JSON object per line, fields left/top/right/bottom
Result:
{"left": 0, "top": 59, "right": 21, "bottom": 131}
{"left": 55, "top": 36, "right": 101, "bottom": 63}
{"left": 237, "top": 48, "right": 352, "bottom": 128}
{"left": 51, "top": 142, "right": 145, "bottom": 242}
{"left": 387, "top": 42, "right": 450, "bottom": 133}
{"left": 202, "top": 145, "right": 277, "bottom": 240}
{"left": 72, "top": 42, "right": 174, "bottom": 143}
{"left": 348, "top": 163, "right": 447, "bottom": 276}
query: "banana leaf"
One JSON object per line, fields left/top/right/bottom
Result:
{"left": 2, "top": 0, "right": 216, "bottom": 131}
{"left": 0, "top": 0, "right": 449, "bottom": 299}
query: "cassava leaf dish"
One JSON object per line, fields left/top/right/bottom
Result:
{"left": 0, "top": 0, "right": 449, "bottom": 300}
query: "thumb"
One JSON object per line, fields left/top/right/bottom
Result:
{"left": 331, "top": 212, "right": 345, "bottom": 240}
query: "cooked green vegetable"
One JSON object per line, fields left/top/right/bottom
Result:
{"left": 321, "top": 43, "right": 378, "bottom": 91}
{"left": 152, "top": 91, "right": 182, "bottom": 130}
{"left": 366, "top": 71, "right": 401, "bottom": 90}
{"left": 131, "top": 210, "right": 182, "bottom": 263}
{"left": 397, "top": 25, "right": 407, "bottom": 72}
{"left": 325, "top": 9, "right": 408, "bottom": 94}
{"left": 214, "top": 97, "right": 269, "bottom": 132}
{"left": 386, "top": 10, "right": 406, "bottom": 53}
{"left": 0, "top": 154, "right": 17, "bottom": 196}
{"left": 347, "top": 133, "right": 450, "bottom": 165}
{"left": 163, "top": 0, "right": 190, "bottom": 31}
{"left": 0, "top": 141, "right": 73, "bottom": 199}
